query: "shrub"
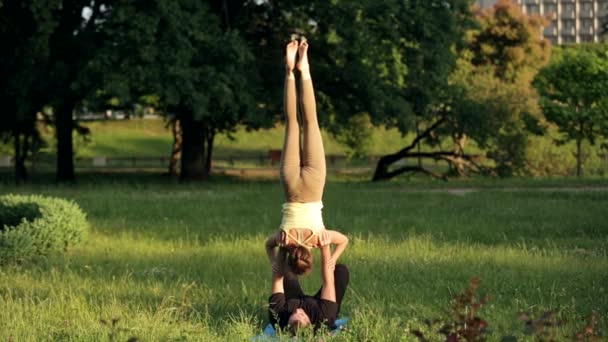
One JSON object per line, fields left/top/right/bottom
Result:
{"left": 0, "top": 194, "right": 89, "bottom": 263}
{"left": 332, "top": 113, "right": 374, "bottom": 160}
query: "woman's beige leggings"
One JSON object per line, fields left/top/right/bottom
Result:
{"left": 280, "top": 77, "right": 326, "bottom": 203}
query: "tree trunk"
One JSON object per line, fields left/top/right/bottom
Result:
{"left": 576, "top": 137, "right": 582, "bottom": 178}
{"left": 452, "top": 133, "right": 468, "bottom": 176}
{"left": 372, "top": 116, "right": 447, "bottom": 181}
{"left": 179, "top": 116, "right": 207, "bottom": 181}
{"left": 13, "top": 132, "right": 28, "bottom": 183}
{"left": 168, "top": 119, "right": 182, "bottom": 176}
{"left": 204, "top": 129, "right": 215, "bottom": 177}
{"left": 372, "top": 152, "right": 405, "bottom": 181}
{"left": 56, "top": 100, "right": 76, "bottom": 182}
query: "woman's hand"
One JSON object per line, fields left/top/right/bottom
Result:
{"left": 317, "top": 230, "right": 331, "bottom": 247}
{"left": 279, "top": 230, "right": 289, "bottom": 247}
{"left": 271, "top": 259, "right": 283, "bottom": 277}
{"left": 272, "top": 247, "right": 289, "bottom": 277}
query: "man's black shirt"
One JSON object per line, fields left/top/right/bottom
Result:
{"left": 268, "top": 293, "right": 338, "bottom": 329}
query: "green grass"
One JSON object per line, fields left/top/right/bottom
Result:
{"left": 36, "top": 118, "right": 418, "bottom": 158}
{"left": 0, "top": 177, "right": 607, "bottom": 340}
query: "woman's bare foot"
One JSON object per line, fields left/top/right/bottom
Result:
{"left": 296, "top": 40, "right": 310, "bottom": 80}
{"left": 285, "top": 40, "right": 298, "bottom": 78}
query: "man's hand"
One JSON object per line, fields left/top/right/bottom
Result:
{"left": 326, "top": 257, "right": 336, "bottom": 272}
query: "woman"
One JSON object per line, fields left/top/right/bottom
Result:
{"left": 265, "top": 39, "right": 348, "bottom": 276}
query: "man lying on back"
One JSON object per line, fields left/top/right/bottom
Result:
{"left": 268, "top": 233, "right": 350, "bottom": 333}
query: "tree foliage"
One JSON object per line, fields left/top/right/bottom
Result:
{"left": 453, "top": 0, "right": 550, "bottom": 176}
{"left": 371, "top": 0, "right": 550, "bottom": 180}
{"left": 534, "top": 43, "right": 608, "bottom": 177}
{"left": 2, "top": 0, "right": 588, "bottom": 182}
{"left": 95, "top": 0, "right": 260, "bottom": 180}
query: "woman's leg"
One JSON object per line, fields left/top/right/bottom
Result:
{"left": 280, "top": 40, "right": 301, "bottom": 202}
{"left": 297, "top": 41, "right": 326, "bottom": 203}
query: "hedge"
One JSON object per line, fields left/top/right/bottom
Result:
{"left": 0, "top": 194, "right": 89, "bottom": 263}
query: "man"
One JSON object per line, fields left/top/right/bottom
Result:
{"left": 267, "top": 234, "right": 350, "bottom": 333}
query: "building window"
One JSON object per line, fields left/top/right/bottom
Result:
{"left": 527, "top": 4, "right": 540, "bottom": 13}
{"left": 548, "top": 36, "right": 558, "bottom": 45}
{"left": 544, "top": 3, "right": 557, "bottom": 15}
{"left": 580, "top": 2, "right": 594, "bottom": 17}
{"left": 562, "top": 36, "right": 576, "bottom": 43}
{"left": 600, "top": 2, "right": 608, "bottom": 16}
{"left": 583, "top": 2, "right": 593, "bottom": 11}
{"left": 562, "top": 19, "right": 575, "bottom": 30}
{"left": 581, "top": 19, "right": 593, "bottom": 29}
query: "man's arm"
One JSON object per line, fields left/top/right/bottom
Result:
{"left": 268, "top": 261, "right": 287, "bottom": 327}
{"left": 319, "top": 244, "right": 336, "bottom": 302}
{"left": 271, "top": 269, "right": 285, "bottom": 295}
{"left": 271, "top": 246, "right": 287, "bottom": 294}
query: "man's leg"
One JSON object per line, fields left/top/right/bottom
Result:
{"left": 280, "top": 40, "right": 301, "bottom": 202}
{"left": 333, "top": 264, "right": 349, "bottom": 314}
{"left": 297, "top": 41, "right": 326, "bottom": 203}
{"left": 313, "top": 264, "right": 349, "bottom": 314}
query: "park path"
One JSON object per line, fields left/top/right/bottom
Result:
{"left": 397, "top": 186, "right": 608, "bottom": 195}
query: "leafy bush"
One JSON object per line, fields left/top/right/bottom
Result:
{"left": 0, "top": 194, "right": 89, "bottom": 263}
{"left": 332, "top": 113, "right": 374, "bottom": 160}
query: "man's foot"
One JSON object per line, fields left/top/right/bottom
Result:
{"left": 296, "top": 39, "right": 310, "bottom": 80}
{"left": 285, "top": 40, "right": 298, "bottom": 77}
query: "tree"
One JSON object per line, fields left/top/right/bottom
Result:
{"left": 96, "top": 0, "right": 259, "bottom": 180}
{"left": 0, "top": 1, "right": 57, "bottom": 182}
{"left": 366, "top": 0, "right": 549, "bottom": 180}
{"left": 239, "top": 0, "right": 473, "bottom": 180}
{"left": 533, "top": 44, "right": 608, "bottom": 177}
{"left": 448, "top": 0, "right": 550, "bottom": 177}
{"left": 42, "top": 0, "right": 118, "bottom": 182}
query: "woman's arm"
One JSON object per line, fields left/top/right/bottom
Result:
{"left": 327, "top": 230, "right": 349, "bottom": 263}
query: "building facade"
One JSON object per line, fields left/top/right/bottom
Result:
{"left": 476, "top": 0, "right": 608, "bottom": 44}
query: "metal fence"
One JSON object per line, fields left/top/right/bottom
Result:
{"left": 0, "top": 153, "right": 380, "bottom": 173}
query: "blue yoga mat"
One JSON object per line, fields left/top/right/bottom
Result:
{"left": 251, "top": 318, "right": 349, "bottom": 341}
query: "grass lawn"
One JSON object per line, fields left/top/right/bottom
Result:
{"left": 35, "top": 118, "right": 420, "bottom": 158}
{"left": 0, "top": 176, "right": 607, "bottom": 340}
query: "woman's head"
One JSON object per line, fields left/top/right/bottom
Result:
{"left": 286, "top": 245, "right": 313, "bottom": 275}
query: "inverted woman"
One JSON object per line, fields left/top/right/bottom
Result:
{"left": 265, "top": 39, "right": 348, "bottom": 276}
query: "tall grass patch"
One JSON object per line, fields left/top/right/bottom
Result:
{"left": 0, "top": 180, "right": 606, "bottom": 340}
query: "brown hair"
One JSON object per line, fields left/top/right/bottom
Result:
{"left": 286, "top": 246, "right": 313, "bottom": 275}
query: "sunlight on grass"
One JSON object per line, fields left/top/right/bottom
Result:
{"left": 0, "top": 181, "right": 606, "bottom": 340}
